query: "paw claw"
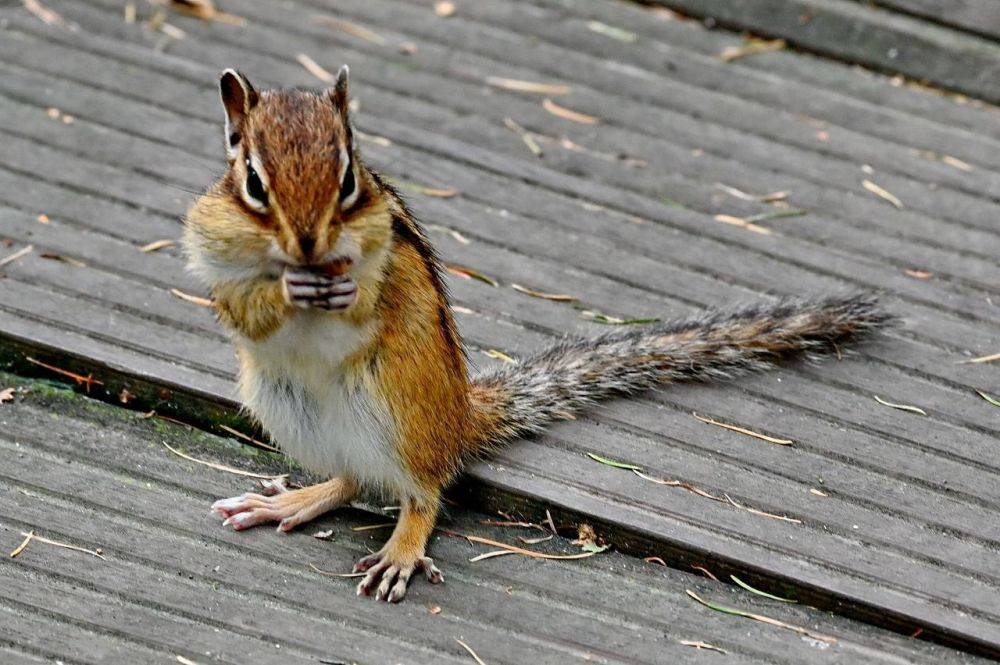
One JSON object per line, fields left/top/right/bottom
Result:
{"left": 353, "top": 551, "right": 443, "bottom": 603}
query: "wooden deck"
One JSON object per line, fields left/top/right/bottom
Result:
{"left": 0, "top": 0, "right": 998, "bottom": 660}
{"left": 3, "top": 370, "right": 985, "bottom": 664}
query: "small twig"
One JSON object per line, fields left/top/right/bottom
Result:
{"left": 25, "top": 357, "right": 102, "bottom": 393}
{"left": 724, "top": 494, "right": 801, "bottom": 524}
{"left": 308, "top": 563, "right": 366, "bottom": 578}
{"left": 170, "top": 288, "right": 214, "bottom": 308}
{"left": 873, "top": 395, "right": 927, "bottom": 416}
{"left": 15, "top": 531, "right": 105, "bottom": 560}
{"left": 459, "top": 533, "right": 607, "bottom": 561}
{"left": 218, "top": 424, "right": 280, "bottom": 453}
{"left": 351, "top": 522, "right": 396, "bottom": 531}
{"left": 9, "top": 531, "right": 34, "bottom": 558}
{"left": 686, "top": 589, "right": 836, "bottom": 644}
{"left": 455, "top": 638, "right": 488, "bottom": 665}
{"left": 502, "top": 118, "right": 543, "bottom": 157}
{"left": 0, "top": 244, "right": 34, "bottom": 268}
{"left": 691, "top": 565, "right": 719, "bottom": 581}
{"left": 961, "top": 352, "right": 1000, "bottom": 364}
{"left": 679, "top": 640, "right": 728, "bottom": 654}
{"left": 160, "top": 442, "right": 287, "bottom": 480}
{"left": 693, "top": 413, "right": 793, "bottom": 445}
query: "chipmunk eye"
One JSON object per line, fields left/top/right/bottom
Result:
{"left": 243, "top": 160, "right": 269, "bottom": 211}
{"left": 339, "top": 164, "right": 356, "bottom": 206}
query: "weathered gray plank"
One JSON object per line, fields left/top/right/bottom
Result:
{"left": 0, "top": 372, "right": 985, "bottom": 664}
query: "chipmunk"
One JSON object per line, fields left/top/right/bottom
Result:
{"left": 183, "top": 66, "right": 889, "bottom": 603}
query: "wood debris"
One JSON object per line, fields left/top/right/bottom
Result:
{"left": 25, "top": 357, "right": 102, "bottom": 392}
{"left": 941, "top": 155, "right": 973, "bottom": 171}
{"left": 719, "top": 38, "right": 785, "bottom": 62}
{"left": 904, "top": 268, "right": 932, "bottom": 280}
{"left": 873, "top": 395, "right": 926, "bottom": 416}
{"left": 862, "top": 179, "right": 903, "bottom": 209}
{"left": 645, "top": 556, "right": 666, "bottom": 566}
{"left": 810, "top": 488, "right": 828, "bottom": 497}
{"left": 175, "top": 0, "right": 243, "bottom": 23}
{"left": 634, "top": 470, "right": 724, "bottom": 502}
{"left": 22, "top": 0, "right": 75, "bottom": 30}
{"left": 448, "top": 529, "right": 608, "bottom": 561}
{"left": 427, "top": 225, "right": 470, "bottom": 245}
{"left": 308, "top": 563, "right": 365, "bottom": 578}
{"left": 445, "top": 264, "right": 498, "bottom": 287}
{"left": 140, "top": 239, "right": 176, "bottom": 252}
{"left": 483, "top": 349, "right": 517, "bottom": 364}
{"left": 487, "top": 77, "right": 570, "bottom": 96}
{"left": 352, "top": 522, "right": 395, "bottom": 531}
{"left": 161, "top": 441, "right": 288, "bottom": 480}
{"left": 11, "top": 531, "right": 106, "bottom": 560}
{"left": 586, "top": 20, "right": 637, "bottom": 42}
{"left": 454, "top": 639, "right": 487, "bottom": 665}
{"left": 176, "top": 656, "right": 201, "bottom": 665}
{"left": 312, "top": 529, "right": 334, "bottom": 540}
{"left": 312, "top": 15, "right": 385, "bottom": 44}
{"left": 502, "top": 117, "right": 543, "bottom": 156}
{"left": 40, "top": 253, "right": 86, "bottom": 268}
{"left": 0, "top": 244, "right": 34, "bottom": 268}
{"left": 0, "top": 387, "right": 15, "bottom": 404}
{"left": 715, "top": 183, "right": 788, "bottom": 203}
{"left": 124, "top": 2, "right": 136, "bottom": 23}
{"left": 961, "top": 352, "right": 1000, "bottom": 364}
{"left": 511, "top": 283, "right": 576, "bottom": 302}
{"left": 542, "top": 98, "right": 599, "bottom": 124}
{"left": 693, "top": 413, "right": 793, "bottom": 445}
{"left": 579, "top": 309, "right": 659, "bottom": 325}
{"left": 692, "top": 565, "right": 719, "bottom": 581}
{"left": 713, "top": 214, "right": 772, "bottom": 235}
{"left": 724, "top": 494, "right": 801, "bottom": 524}
{"left": 434, "top": 1, "right": 456, "bottom": 18}
{"left": 297, "top": 53, "right": 335, "bottom": 83}
{"left": 428, "top": 605, "right": 443, "bottom": 615}
{"left": 679, "top": 640, "right": 728, "bottom": 654}
{"left": 170, "top": 288, "right": 214, "bottom": 307}
{"left": 36, "top": 214, "right": 51, "bottom": 224}
{"left": 218, "top": 424, "right": 280, "bottom": 453}
{"left": 975, "top": 390, "right": 1000, "bottom": 408}
{"left": 686, "top": 589, "right": 836, "bottom": 644}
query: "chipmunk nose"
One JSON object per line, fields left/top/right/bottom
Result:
{"left": 298, "top": 236, "right": 316, "bottom": 261}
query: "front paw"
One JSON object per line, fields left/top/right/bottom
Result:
{"left": 284, "top": 268, "right": 357, "bottom": 311}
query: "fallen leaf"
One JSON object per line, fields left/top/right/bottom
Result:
{"left": 296, "top": 53, "right": 335, "bottom": 83}
{"left": 542, "top": 98, "right": 599, "bottom": 124}
{"left": 686, "top": 590, "right": 836, "bottom": 644}
{"left": 434, "top": 1, "right": 455, "bottom": 17}
{"left": 445, "top": 264, "right": 498, "bottom": 287}
{"left": 962, "top": 352, "right": 1000, "bottom": 364}
{"left": 140, "top": 239, "right": 176, "bottom": 253}
{"left": 719, "top": 38, "right": 785, "bottom": 62}
{"left": 873, "top": 395, "right": 926, "bottom": 415}
{"left": 487, "top": 77, "right": 570, "bottom": 96}
{"left": 863, "top": 179, "right": 903, "bottom": 209}
{"left": 40, "top": 253, "right": 86, "bottom": 267}
{"left": 502, "top": 117, "right": 543, "bottom": 156}
{"left": 693, "top": 413, "right": 793, "bottom": 445}
{"left": 586, "top": 20, "right": 637, "bottom": 42}
{"left": 22, "top": 0, "right": 74, "bottom": 30}
{"left": 713, "top": 214, "right": 772, "bottom": 235}
{"left": 170, "top": 288, "right": 214, "bottom": 307}
{"left": 679, "top": 640, "right": 728, "bottom": 655}
{"left": 587, "top": 452, "right": 643, "bottom": 471}
{"left": 0, "top": 388, "right": 14, "bottom": 404}
{"left": 312, "top": 15, "right": 385, "bottom": 44}
{"left": 511, "top": 283, "right": 576, "bottom": 302}
{"left": 0, "top": 245, "right": 34, "bottom": 268}
{"left": 976, "top": 390, "right": 1000, "bottom": 408}
{"left": 941, "top": 155, "right": 973, "bottom": 171}
{"left": 483, "top": 349, "right": 517, "bottom": 364}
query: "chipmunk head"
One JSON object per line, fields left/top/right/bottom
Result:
{"left": 185, "top": 67, "right": 392, "bottom": 285}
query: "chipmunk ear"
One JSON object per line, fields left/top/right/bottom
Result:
{"left": 219, "top": 69, "right": 258, "bottom": 160}
{"left": 327, "top": 65, "right": 351, "bottom": 126}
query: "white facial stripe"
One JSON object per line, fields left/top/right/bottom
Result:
{"left": 339, "top": 146, "right": 359, "bottom": 210}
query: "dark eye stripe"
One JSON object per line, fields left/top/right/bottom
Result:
{"left": 244, "top": 159, "right": 268, "bottom": 208}
{"left": 339, "top": 161, "right": 356, "bottom": 205}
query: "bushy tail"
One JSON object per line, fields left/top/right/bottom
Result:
{"left": 467, "top": 293, "right": 890, "bottom": 452}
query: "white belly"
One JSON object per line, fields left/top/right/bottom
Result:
{"left": 236, "top": 312, "right": 412, "bottom": 494}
